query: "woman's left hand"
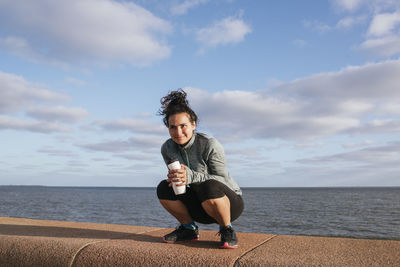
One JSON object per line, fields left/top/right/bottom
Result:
{"left": 167, "top": 164, "right": 187, "bottom": 187}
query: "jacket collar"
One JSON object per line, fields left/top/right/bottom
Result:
{"left": 180, "top": 132, "right": 196, "bottom": 150}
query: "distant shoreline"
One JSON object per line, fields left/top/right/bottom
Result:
{"left": 1, "top": 185, "right": 399, "bottom": 189}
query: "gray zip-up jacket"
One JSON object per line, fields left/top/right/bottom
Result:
{"left": 161, "top": 132, "right": 242, "bottom": 195}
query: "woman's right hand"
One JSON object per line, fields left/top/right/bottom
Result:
{"left": 166, "top": 164, "right": 187, "bottom": 187}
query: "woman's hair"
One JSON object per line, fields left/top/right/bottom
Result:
{"left": 158, "top": 89, "right": 198, "bottom": 127}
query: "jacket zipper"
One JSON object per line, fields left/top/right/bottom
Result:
{"left": 183, "top": 149, "right": 190, "bottom": 169}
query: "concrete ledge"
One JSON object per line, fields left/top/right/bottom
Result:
{"left": 1, "top": 217, "right": 399, "bottom": 266}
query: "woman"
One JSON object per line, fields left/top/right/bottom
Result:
{"left": 156, "top": 89, "right": 244, "bottom": 249}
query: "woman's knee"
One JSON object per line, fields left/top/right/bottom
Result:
{"left": 156, "top": 180, "right": 175, "bottom": 200}
{"left": 230, "top": 196, "right": 244, "bottom": 222}
{"left": 202, "top": 195, "right": 229, "bottom": 208}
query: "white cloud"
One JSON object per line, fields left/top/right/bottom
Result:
{"left": 360, "top": 36, "right": 400, "bottom": 57}
{"left": 0, "top": 0, "right": 172, "bottom": 66}
{"left": 367, "top": 12, "right": 400, "bottom": 37}
{"left": 331, "top": 6, "right": 400, "bottom": 58}
{"left": 332, "top": 0, "right": 363, "bottom": 12}
{"left": 336, "top": 15, "right": 367, "bottom": 29}
{"left": 303, "top": 20, "right": 332, "bottom": 33}
{"left": 322, "top": 2, "right": 400, "bottom": 59}
{"left": 277, "top": 60, "right": 400, "bottom": 100}
{"left": 78, "top": 135, "right": 164, "bottom": 153}
{"left": 378, "top": 102, "right": 400, "bottom": 115}
{"left": 367, "top": 0, "right": 400, "bottom": 13}
{"left": 304, "top": 15, "right": 366, "bottom": 32}
{"left": 331, "top": 0, "right": 400, "bottom": 13}
{"left": 170, "top": 0, "right": 209, "bottom": 15}
{"left": 295, "top": 142, "right": 324, "bottom": 148}
{"left": 342, "top": 140, "right": 374, "bottom": 148}
{"left": 357, "top": 12, "right": 400, "bottom": 57}
{"left": 187, "top": 88, "right": 359, "bottom": 141}
{"left": 67, "top": 160, "right": 89, "bottom": 168}
{"left": 299, "top": 141, "right": 400, "bottom": 165}
{"left": 271, "top": 158, "right": 400, "bottom": 187}
{"left": 335, "top": 100, "right": 373, "bottom": 114}
{"left": 196, "top": 16, "right": 251, "bottom": 48}
{"left": 0, "top": 70, "right": 89, "bottom": 133}
{"left": 65, "top": 77, "right": 87, "bottom": 86}
{"left": 268, "top": 140, "right": 400, "bottom": 186}
{"left": 292, "top": 39, "right": 307, "bottom": 48}
{"left": 0, "top": 71, "right": 69, "bottom": 114}
{"left": 37, "top": 147, "right": 76, "bottom": 157}
{"left": 346, "top": 119, "right": 400, "bottom": 135}
{"left": 185, "top": 59, "right": 400, "bottom": 141}
{"left": 0, "top": 115, "right": 71, "bottom": 133}
{"left": 95, "top": 118, "right": 166, "bottom": 135}
{"left": 115, "top": 153, "right": 156, "bottom": 161}
{"left": 27, "top": 106, "right": 90, "bottom": 123}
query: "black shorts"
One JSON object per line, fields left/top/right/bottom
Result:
{"left": 157, "top": 179, "right": 244, "bottom": 224}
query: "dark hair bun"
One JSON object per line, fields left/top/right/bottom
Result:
{"left": 158, "top": 89, "right": 198, "bottom": 127}
{"left": 160, "top": 89, "right": 188, "bottom": 112}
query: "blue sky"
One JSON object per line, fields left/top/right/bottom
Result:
{"left": 1, "top": 0, "right": 400, "bottom": 187}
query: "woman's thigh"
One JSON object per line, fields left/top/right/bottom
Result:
{"left": 189, "top": 180, "right": 244, "bottom": 222}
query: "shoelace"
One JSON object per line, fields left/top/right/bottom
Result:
{"left": 173, "top": 225, "right": 186, "bottom": 232}
{"left": 175, "top": 225, "right": 197, "bottom": 231}
{"left": 217, "top": 227, "right": 233, "bottom": 238}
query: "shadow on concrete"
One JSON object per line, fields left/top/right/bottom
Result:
{"left": 0, "top": 224, "right": 159, "bottom": 241}
{"left": 0, "top": 224, "right": 222, "bottom": 248}
{"left": 177, "top": 240, "right": 220, "bottom": 249}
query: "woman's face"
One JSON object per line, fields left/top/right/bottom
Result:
{"left": 168, "top": 112, "right": 196, "bottom": 146}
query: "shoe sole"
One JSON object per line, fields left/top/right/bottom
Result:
{"left": 220, "top": 242, "right": 238, "bottom": 249}
{"left": 162, "top": 237, "right": 199, "bottom": 243}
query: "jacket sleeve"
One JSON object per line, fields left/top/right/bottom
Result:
{"left": 160, "top": 142, "right": 170, "bottom": 166}
{"left": 186, "top": 138, "right": 229, "bottom": 184}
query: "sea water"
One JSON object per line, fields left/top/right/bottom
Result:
{"left": 0, "top": 186, "right": 399, "bottom": 240}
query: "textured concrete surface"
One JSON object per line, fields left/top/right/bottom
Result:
{"left": 73, "top": 229, "right": 273, "bottom": 267}
{"left": 0, "top": 217, "right": 160, "bottom": 267}
{"left": 235, "top": 235, "right": 400, "bottom": 267}
{"left": 1, "top": 217, "right": 400, "bottom": 267}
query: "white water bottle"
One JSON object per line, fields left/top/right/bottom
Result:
{"left": 167, "top": 160, "right": 186, "bottom": 195}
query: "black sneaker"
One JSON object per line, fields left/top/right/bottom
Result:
{"left": 218, "top": 226, "right": 238, "bottom": 249}
{"left": 162, "top": 225, "right": 199, "bottom": 243}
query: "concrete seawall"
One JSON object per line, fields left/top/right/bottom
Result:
{"left": 1, "top": 217, "right": 399, "bottom": 266}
